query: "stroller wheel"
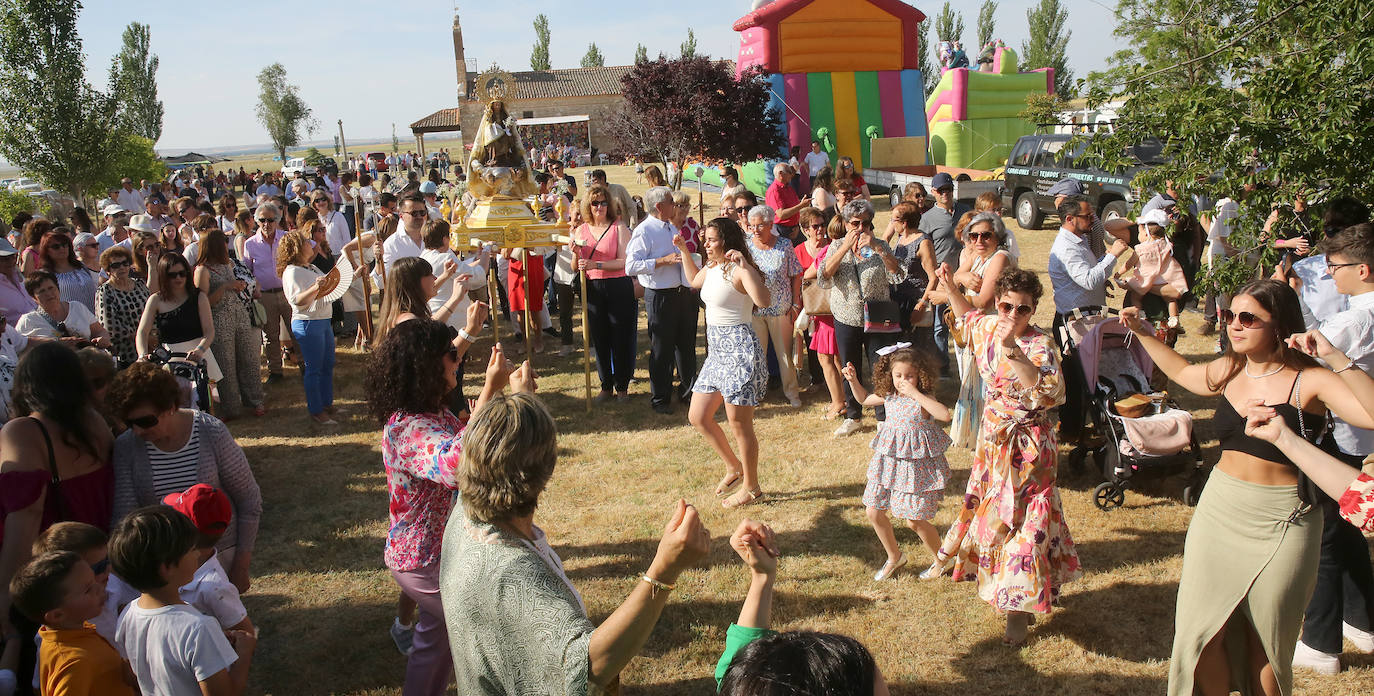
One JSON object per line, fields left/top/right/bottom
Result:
{"left": 1093, "top": 482, "right": 1126, "bottom": 511}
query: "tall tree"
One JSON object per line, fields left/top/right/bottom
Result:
{"left": 977, "top": 1, "right": 999, "bottom": 48}
{"left": 934, "top": 2, "right": 965, "bottom": 45}
{"left": 255, "top": 63, "right": 317, "bottom": 164}
{"left": 530, "top": 13, "right": 551, "bottom": 71}
{"left": 1021, "top": 0, "right": 1074, "bottom": 96}
{"left": 0, "top": 0, "right": 119, "bottom": 203}
{"left": 604, "top": 57, "right": 786, "bottom": 189}
{"left": 1091, "top": 0, "right": 1233, "bottom": 90}
{"left": 680, "top": 28, "right": 697, "bottom": 59}
{"left": 918, "top": 19, "right": 938, "bottom": 96}
{"left": 634, "top": 43, "right": 648, "bottom": 64}
{"left": 581, "top": 43, "right": 604, "bottom": 68}
{"left": 107, "top": 22, "right": 162, "bottom": 142}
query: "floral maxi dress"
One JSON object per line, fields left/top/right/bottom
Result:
{"left": 935, "top": 311, "right": 1081, "bottom": 615}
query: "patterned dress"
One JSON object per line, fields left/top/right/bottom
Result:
{"left": 204, "top": 263, "right": 262, "bottom": 418}
{"left": 935, "top": 311, "right": 1081, "bottom": 615}
{"left": 862, "top": 394, "right": 951, "bottom": 520}
{"left": 381, "top": 410, "right": 464, "bottom": 572}
{"left": 95, "top": 279, "right": 150, "bottom": 368}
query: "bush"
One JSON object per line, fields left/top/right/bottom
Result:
{"left": 0, "top": 188, "right": 35, "bottom": 228}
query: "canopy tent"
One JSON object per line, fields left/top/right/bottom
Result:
{"left": 516, "top": 115, "right": 591, "bottom": 151}
{"left": 163, "top": 152, "right": 229, "bottom": 167}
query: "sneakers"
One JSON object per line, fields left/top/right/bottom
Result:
{"left": 833, "top": 418, "right": 861, "bottom": 437}
{"left": 1345, "top": 621, "right": 1374, "bottom": 652}
{"left": 1292, "top": 640, "right": 1340, "bottom": 675}
{"left": 873, "top": 553, "right": 907, "bottom": 581}
{"left": 390, "top": 617, "right": 415, "bottom": 656}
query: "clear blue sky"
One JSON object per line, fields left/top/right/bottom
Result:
{"left": 75, "top": 0, "right": 1123, "bottom": 152}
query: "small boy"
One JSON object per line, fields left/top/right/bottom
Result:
{"left": 8, "top": 551, "right": 136, "bottom": 696}
{"left": 111, "top": 505, "right": 255, "bottom": 696}
{"left": 31, "top": 521, "right": 139, "bottom": 644}
{"left": 162, "top": 484, "right": 254, "bottom": 634}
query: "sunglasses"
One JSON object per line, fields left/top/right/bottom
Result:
{"left": 1220, "top": 309, "right": 1264, "bottom": 329}
{"left": 166, "top": 270, "right": 188, "bottom": 279}
{"left": 89, "top": 557, "right": 110, "bottom": 575}
{"left": 127, "top": 413, "right": 159, "bottom": 429}
{"left": 967, "top": 232, "right": 996, "bottom": 242}
{"left": 107, "top": 260, "right": 132, "bottom": 270}
{"left": 257, "top": 217, "right": 277, "bottom": 223}
{"left": 997, "top": 301, "right": 1033, "bottom": 317}
{"left": 590, "top": 200, "right": 608, "bottom": 207}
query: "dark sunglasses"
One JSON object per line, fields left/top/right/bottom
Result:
{"left": 89, "top": 557, "right": 110, "bottom": 575}
{"left": 1220, "top": 309, "right": 1264, "bottom": 329}
{"left": 127, "top": 413, "right": 159, "bottom": 429}
{"left": 967, "top": 232, "right": 996, "bottom": 242}
{"left": 257, "top": 217, "right": 277, "bottom": 223}
{"left": 997, "top": 301, "right": 1033, "bottom": 317}
{"left": 166, "top": 270, "right": 188, "bottom": 279}
{"left": 589, "top": 200, "right": 608, "bottom": 207}
{"left": 107, "top": 260, "right": 132, "bottom": 270}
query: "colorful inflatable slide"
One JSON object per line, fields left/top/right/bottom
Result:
{"left": 924, "top": 44, "right": 1054, "bottom": 170}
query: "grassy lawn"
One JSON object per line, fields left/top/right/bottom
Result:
{"left": 224, "top": 166, "right": 1374, "bottom": 695}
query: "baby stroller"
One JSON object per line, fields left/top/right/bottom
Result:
{"left": 148, "top": 346, "right": 213, "bottom": 413}
{"left": 1066, "top": 319, "right": 1207, "bottom": 510}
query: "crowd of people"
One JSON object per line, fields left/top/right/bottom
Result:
{"left": 1, "top": 149, "right": 1373, "bottom": 696}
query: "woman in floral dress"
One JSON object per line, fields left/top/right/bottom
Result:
{"left": 926, "top": 265, "right": 1081, "bottom": 647}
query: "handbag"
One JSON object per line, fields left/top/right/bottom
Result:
{"left": 1293, "top": 372, "right": 1330, "bottom": 507}
{"left": 801, "top": 280, "right": 830, "bottom": 316}
{"left": 249, "top": 300, "right": 267, "bottom": 328}
{"left": 849, "top": 256, "right": 900, "bottom": 333}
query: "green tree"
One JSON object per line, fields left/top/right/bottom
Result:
{"left": 977, "top": 1, "right": 998, "bottom": 48}
{"left": 96, "top": 133, "right": 164, "bottom": 193}
{"left": 303, "top": 146, "right": 326, "bottom": 165}
{"left": 581, "top": 42, "right": 605, "bottom": 68}
{"left": 634, "top": 43, "right": 648, "bottom": 64}
{"left": 918, "top": 19, "right": 938, "bottom": 96}
{"left": 1022, "top": 0, "right": 1074, "bottom": 97}
{"left": 1018, "top": 92, "right": 1071, "bottom": 129}
{"left": 0, "top": 0, "right": 119, "bottom": 203}
{"left": 1090, "top": 0, "right": 1235, "bottom": 90}
{"left": 935, "top": 2, "right": 965, "bottom": 45}
{"left": 254, "top": 63, "right": 318, "bottom": 164}
{"left": 0, "top": 188, "right": 34, "bottom": 228}
{"left": 680, "top": 28, "right": 697, "bottom": 59}
{"left": 530, "top": 14, "right": 550, "bottom": 70}
{"left": 107, "top": 22, "right": 162, "bottom": 142}
{"left": 1083, "top": 1, "right": 1374, "bottom": 296}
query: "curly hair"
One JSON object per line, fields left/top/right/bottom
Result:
{"left": 994, "top": 267, "right": 1043, "bottom": 303}
{"left": 459, "top": 393, "right": 558, "bottom": 523}
{"left": 579, "top": 184, "right": 620, "bottom": 223}
{"left": 11, "top": 343, "right": 99, "bottom": 458}
{"left": 274, "top": 230, "right": 310, "bottom": 278}
{"left": 364, "top": 318, "right": 454, "bottom": 422}
{"left": 106, "top": 361, "right": 182, "bottom": 418}
{"left": 703, "top": 217, "right": 761, "bottom": 275}
{"left": 872, "top": 347, "right": 937, "bottom": 397}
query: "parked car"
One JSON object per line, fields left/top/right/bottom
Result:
{"left": 863, "top": 166, "right": 1003, "bottom": 208}
{"left": 1001, "top": 133, "right": 1165, "bottom": 229}
{"left": 7, "top": 178, "right": 40, "bottom": 194}
{"left": 280, "top": 157, "right": 308, "bottom": 178}
{"left": 365, "top": 152, "right": 389, "bottom": 173}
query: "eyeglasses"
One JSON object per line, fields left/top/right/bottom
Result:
{"left": 590, "top": 200, "right": 608, "bottom": 207}
{"left": 89, "top": 557, "right": 110, "bottom": 575}
{"left": 107, "top": 260, "right": 132, "bottom": 270}
{"left": 403, "top": 209, "right": 427, "bottom": 217}
{"left": 1327, "top": 261, "right": 1361, "bottom": 273}
{"left": 997, "top": 301, "right": 1033, "bottom": 317}
{"left": 257, "top": 217, "right": 277, "bottom": 223}
{"left": 1220, "top": 309, "right": 1264, "bottom": 329}
{"left": 126, "top": 413, "right": 159, "bottom": 429}
{"left": 966, "top": 232, "right": 995, "bottom": 242}
{"left": 166, "top": 270, "right": 188, "bottom": 279}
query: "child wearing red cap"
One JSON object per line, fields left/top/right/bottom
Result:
{"left": 162, "top": 484, "right": 254, "bottom": 635}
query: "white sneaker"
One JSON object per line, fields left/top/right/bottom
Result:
{"left": 833, "top": 418, "right": 861, "bottom": 437}
{"left": 390, "top": 617, "right": 415, "bottom": 656}
{"left": 1292, "top": 639, "right": 1340, "bottom": 675}
{"left": 1344, "top": 621, "right": 1374, "bottom": 653}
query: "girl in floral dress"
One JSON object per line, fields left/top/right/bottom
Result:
{"left": 841, "top": 345, "right": 951, "bottom": 581}
{"left": 926, "top": 266, "right": 1081, "bottom": 647}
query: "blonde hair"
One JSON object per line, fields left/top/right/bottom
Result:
{"left": 275, "top": 231, "right": 310, "bottom": 278}
{"left": 459, "top": 393, "right": 558, "bottom": 523}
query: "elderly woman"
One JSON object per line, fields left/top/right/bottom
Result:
{"left": 73, "top": 232, "right": 102, "bottom": 276}
{"left": 365, "top": 319, "right": 525, "bottom": 696}
{"left": 17, "top": 270, "right": 112, "bottom": 350}
{"left": 441, "top": 390, "right": 711, "bottom": 694}
{"left": 745, "top": 205, "right": 803, "bottom": 407}
{"left": 575, "top": 185, "right": 637, "bottom": 400}
{"left": 818, "top": 199, "right": 905, "bottom": 437}
{"left": 94, "top": 246, "right": 151, "bottom": 368}
{"left": 794, "top": 207, "right": 831, "bottom": 401}
{"left": 942, "top": 212, "right": 1015, "bottom": 449}
{"left": 671, "top": 189, "right": 701, "bottom": 253}
{"left": 39, "top": 230, "right": 97, "bottom": 312}
{"left": 107, "top": 361, "right": 262, "bottom": 593}
{"left": 0, "top": 239, "right": 37, "bottom": 325}
{"left": 929, "top": 266, "right": 1079, "bottom": 647}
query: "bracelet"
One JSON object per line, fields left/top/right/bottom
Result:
{"left": 640, "top": 574, "right": 675, "bottom": 594}
{"left": 457, "top": 328, "right": 476, "bottom": 343}
{"left": 1334, "top": 361, "right": 1357, "bottom": 374}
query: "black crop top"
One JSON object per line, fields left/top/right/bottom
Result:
{"left": 154, "top": 292, "right": 203, "bottom": 344}
{"left": 1213, "top": 373, "right": 1325, "bottom": 465}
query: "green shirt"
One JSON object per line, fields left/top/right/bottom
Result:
{"left": 714, "top": 624, "right": 777, "bottom": 690}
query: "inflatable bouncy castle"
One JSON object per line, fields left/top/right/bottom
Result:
{"left": 925, "top": 42, "right": 1054, "bottom": 169}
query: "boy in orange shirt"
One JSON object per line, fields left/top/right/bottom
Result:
{"left": 8, "top": 551, "right": 136, "bottom": 696}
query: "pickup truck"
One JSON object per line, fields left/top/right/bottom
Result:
{"left": 1001, "top": 133, "right": 1163, "bottom": 229}
{"left": 862, "top": 166, "right": 1003, "bottom": 208}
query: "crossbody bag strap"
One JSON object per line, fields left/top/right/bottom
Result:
{"left": 31, "top": 418, "right": 68, "bottom": 522}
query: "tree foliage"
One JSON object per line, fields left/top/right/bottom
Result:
{"left": 304, "top": 147, "right": 326, "bottom": 165}
{"left": 604, "top": 57, "right": 786, "bottom": 189}
{"left": 977, "top": 1, "right": 998, "bottom": 48}
{"left": 1090, "top": 0, "right": 1235, "bottom": 90}
{"left": 255, "top": 63, "right": 317, "bottom": 164}
{"left": 1084, "top": 0, "right": 1374, "bottom": 295}
{"left": 0, "top": 188, "right": 34, "bottom": 227}
{"left": 581, "top": 42, "right": 605, "bottom": 68}
{"left": 530, "top": 14, "right": 550, "bottom": 71}
{"left": 0, "top": 0, "right": 120, "bottom": 203}
{"left": 1018, "top": 92, "right": 1072, "bottom": 129}
{"left": 97, "top": 133, "right": 164, "bottom": 193}
{"left": 934, "top": 2, "right": 965, "bottom": 44}
{"left": 634, "top": 43, "right": 648, "bottom": 64}
{"left": 680, "top": 28, "right": 697, "bottom": 59}
{"left": 107, "top": 22, "right": 162, "bottom": 142}
{"left": 918, "top": 19, "right": 938, "bottom": 96}
{"left": 1022, "top": 0, "right": 1074, "bottom": 97}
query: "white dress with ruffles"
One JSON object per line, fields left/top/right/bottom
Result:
{"left": 862, "top": 394, "right": 952, "bottom": 520}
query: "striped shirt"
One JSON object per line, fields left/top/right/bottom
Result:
{"left": 145, "top": 420, "right": 201, "bottom": 499}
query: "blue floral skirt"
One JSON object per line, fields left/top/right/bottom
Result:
{"left": 692, "top": 323, "right": 768, "bottom": 407}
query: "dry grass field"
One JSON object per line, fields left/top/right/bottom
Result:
{"left": 224, "top": 166, "right": 1374, "bottom": 695}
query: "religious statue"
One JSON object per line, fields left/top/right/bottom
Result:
{"left": 467, "top": 71, "right": 539, "bottom": 199}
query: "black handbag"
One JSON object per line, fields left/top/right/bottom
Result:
{"left": 849, "top": 254, "right": 901, "bottom": 333}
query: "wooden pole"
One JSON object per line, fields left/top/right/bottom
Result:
{"left": 522, "top": 248, "right": 534, "bottom": 366}
{"left": 350, "top": 192, "right": 374, "bottom": 345}
{"left": 487, "top": 261, "right": 501, "bottom": 346}
{"left": 579, "top": 242, "right": 592, "bottom": 411}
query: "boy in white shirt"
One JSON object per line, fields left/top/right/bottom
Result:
{"left": 110, "top": 505, "right": 255, "bottom": 696}
{"left": 162, "top": 485, "right": 255, "bottom": 635}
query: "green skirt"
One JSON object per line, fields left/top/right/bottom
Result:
{"left": 1167, "top": 468, "right": 1322, "bottom": 695}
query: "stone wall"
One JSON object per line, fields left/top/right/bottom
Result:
{"left": 459, "top": 94, "right": 626, "bottom": 158}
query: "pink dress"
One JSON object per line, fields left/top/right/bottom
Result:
{"left": 1123, "top": 237, "right": 1188, "bottom": 295}
{"left": 808, "top": 244, "right": 837, "bottom": 355}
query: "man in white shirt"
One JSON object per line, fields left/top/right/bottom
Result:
{"left": 1047, "top": 194, "right": 1128, "bottom": 441}
{"left": 95, "top": 205, "right": 131, "bottom": 252}
{"left": 1201, "top": 195, "right": 1241, "bottom": 336}
{"left": 381, "top": 191, "right": 429, "bottom": 277}
{"left": 803, "top": 141, "right": 831, "bottom": 181}
{"left": 95, "top": 188, "right": 119, "bottom": 214}
{"left": 625, "top": 186, "right": 697, "bottom": 414}
{"left": 1292, "top": 222, "right": 1374, "bottom": 674}
{"left": 115, "top": 178, "right": 145, "bottom": 214}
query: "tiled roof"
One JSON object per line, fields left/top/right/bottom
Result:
{"left": 466, "top": 65, "right": 635, "bottom": 102}
{"left": 410, "top": 108, "right": 461, "bottom": 132}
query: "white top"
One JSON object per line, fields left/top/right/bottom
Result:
{"left": 281, "top": 265, "right": 332, "bottom": 320}
{"left": 421, "top": 248, "right": 487, "bottom": 329}
{"left": 17, "top": 302, "right": 96, "bottom": 339}
{"left": 180, "top": 552, "right": 248, "bottom": 630}
{"left": 117, "top": 188, "right": 146, "bottom": 214}
{"left": 116, "top": 602, "right": 237, "bottom": 695}
{"left": 700, "top": 263, "right": 754, "bottom": 326}
{"left": 1295, "top": 253, "right": 1348, "bottom": 328}
{"left": 803, "top": 150, "right": 831, "bottom": 176}
{"left": 1316, "top": 291, "right": 1374, "bottom": 455}
{"left": 321, "top": 211, "right": 351, "bottom": 254}
{"left": 381, "top": 229, "right": 424, "bottom": 279}
{"left": 1207, "top": 197, "right": 1240, "bottom": 261}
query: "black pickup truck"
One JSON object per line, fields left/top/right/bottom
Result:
{"left": 1001, "top": 134, "right": 1164, "bottom": 229}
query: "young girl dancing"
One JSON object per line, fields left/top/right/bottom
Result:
{"left": 841, "top": 344, "right": 952, "bottom": 580}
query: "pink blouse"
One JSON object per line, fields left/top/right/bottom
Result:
{"left": 381, "top": 410, "right": 464, "bottom": 571}
{"left": 575, "top": 222, "right": 630, "bottom": 280}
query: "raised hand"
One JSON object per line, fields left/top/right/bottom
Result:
{"left": 464, "top": 300, "right": 489, "bottom": 335}
{"left": 650, "top": 500, "right": 712, "bottom": 583}
{"left": 730, "top": 519, "right": 779, "bottom": 576}
{"left": 484, "top": 343, "right": 513, "bottom": 392}
{"left": 1285, "top": 329, "right": 1340, "bottom": 362}
{"left": 994, "top": 316, "right": 1018, "bottom": 347}
{"left": 1119, "top": 306, "right": 1146, "bottom": 333}
{"left": 511, "top": 360, "right": 537, "bottom": 394}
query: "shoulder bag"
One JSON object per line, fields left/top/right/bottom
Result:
{"left": 852, "top": 254, "right": 900, "bottom": 333}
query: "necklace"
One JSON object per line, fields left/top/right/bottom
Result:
{"left": 1245, "top": 360, "right": 1284, "bottom": 379}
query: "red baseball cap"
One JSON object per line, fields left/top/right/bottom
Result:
{"left": 162, "top": 484, "right": 232, "bottom": 535}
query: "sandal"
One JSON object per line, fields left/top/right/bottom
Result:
{"left": 919, "top": 554, "right": 955, "bottom": 580}
{"left": 714, "top": 472, "right": 743, "bottom": 498}
{"left": 722, "top": 488, "right": 763, "bottom": 509}
{"left": 873, "top": 553, "right": 908, "bottom": 581}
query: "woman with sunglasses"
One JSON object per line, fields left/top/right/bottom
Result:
{"left": 72, "top": 232, "right": 102, "bottom": 277}
{"left": 215, "top": 194, "right": 239, "bottom": 234}
{"left": 194, "top": 230, "right": 263, "bottom": 421}
{"left": 94, "top": 246, "right": 150, "bottom": 369}
{"left": 836, "top": 157, "right": 870, "bottom": 201}
{"left": 107, "top": 361, "right": 261, "bottom": 594}
{"left": 575, "top": 185, "right": 637, "bottom": 400}
{"left": 275, "top": 231, "right": 338, "bottom": 425}
{"left": 795, "top": 208, "right": 843, "bottom": 416}
{"left": 926, "top": 265, "right": 1079, "bottom": 647}
{"left": 17, "top": 270, "right": 111, "bottom": 350}
{"left": 943, "top": 212, "right": 1014, "bottom": 449}
{"left": 39, "top": 231, "right": 97, "bottom": 313}
{"left": 1118, "top": 280, "right": 1374, "bottom": 696}
{"left": 719, "top": 166, "right": 746, "bottom": 216}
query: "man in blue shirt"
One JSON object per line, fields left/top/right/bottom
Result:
{"left": 626, "top": 186, "right": 697, "bottom": 414}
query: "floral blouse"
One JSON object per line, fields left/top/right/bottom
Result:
{"left": 1341, "top": 473, "right": 1374, "bottom": 532}
{"left": 816, "top": 240, "right": 906, "bottom": 327}
{"left": 381, "top": 409, "right": 464, "bottom": 572}
{"left": 749, "top": 236, "right": 802, "bottom": 316}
